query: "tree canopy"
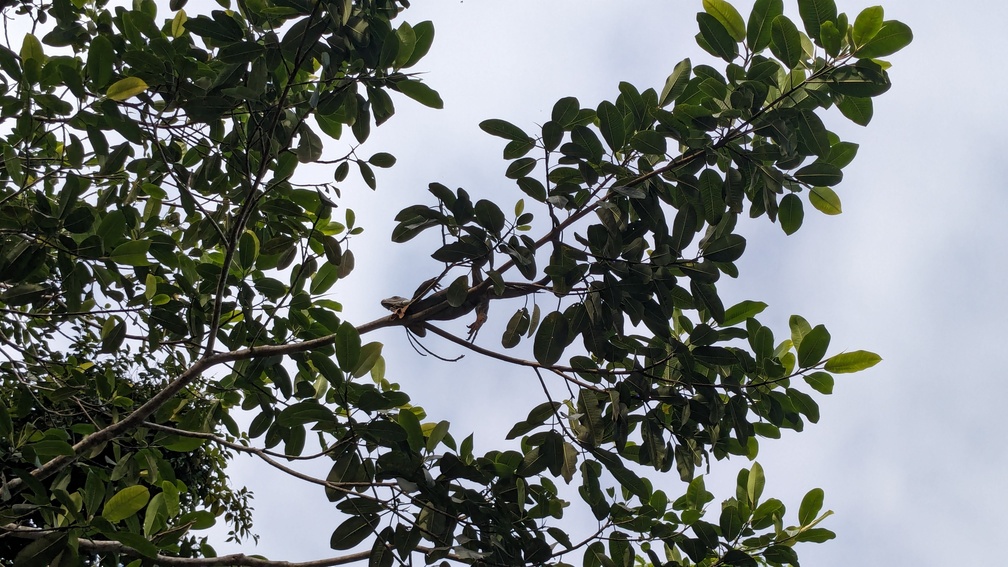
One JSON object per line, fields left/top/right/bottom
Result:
{"left": 0, "top": 0, "right": 910, "bottom": 566}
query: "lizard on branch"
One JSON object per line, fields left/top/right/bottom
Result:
{"left": 381, "top": 276, "right": 548, "bottom": 341}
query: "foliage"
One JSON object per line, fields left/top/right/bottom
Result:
{"left": 0, "top": 0, "right": 908, "bottom": 565}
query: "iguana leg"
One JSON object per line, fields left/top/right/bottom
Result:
{"left": 466, "top": 296, "right": 490, "bottom": 341}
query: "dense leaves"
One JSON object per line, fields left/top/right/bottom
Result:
{"left": 0, "top": 0, "right": 907, "bottom": 566}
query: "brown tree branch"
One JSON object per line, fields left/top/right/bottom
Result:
{"left": 1, "top": 523, "right": 453, "bottom": 566}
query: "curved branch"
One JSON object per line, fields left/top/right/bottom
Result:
{"left": 420, "top": 323, "right": 605, "bottom": 392}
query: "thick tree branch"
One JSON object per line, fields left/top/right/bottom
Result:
{"left": 1, "top": 524, "right": 466, "bottom": 566}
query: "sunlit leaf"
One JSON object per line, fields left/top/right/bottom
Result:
{"left": 106, "top": 77, "right": 149, "bottom": 101}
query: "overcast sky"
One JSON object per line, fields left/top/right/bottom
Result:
{"left": 208, "top": 2, "right": 1006, "bottom": 565}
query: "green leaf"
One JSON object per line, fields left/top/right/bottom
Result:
{"left": 109, "top": 240, "right": 151, "bottom": 267}
{"left": 804, "top": 371, "right": 834, "bottom": 394}
{"left": 855, "top": 20, "right": 913, "bottom": 59}
{"left": 795, "top": 527, "right": 836, "bottom": 543}
{"left": 699, "top": 169, "right": 725, "bottom": 225}
{"left": 100, "top": 317, "right": 126, "bottom": 354}
{"left": 398, "top": 409, "right": 424, "bottom": 453}
{"left": 106, "top": 77, "right": 149, "bottom": 101}
{"left": 330, "top": 515, "right": 378, "bottom": 550}
{"left": 479, "top": 119, "right": 531, "bottom": 141}
{"left": 629, "top": 130, "right": 667, "bottom": 155}
{"left": 824, "top": 350, "right": 881, "bottom": 373}
{"left": 691, "top": 280, "right": 726, "bottom": 324}
{"left": 87, "top": 35, "right": 114, "bottom": 89}
{"left": 502, "top": 308, "right": 530, "bottom": 349}
{"left": 788, "top": 387, "right": 820, "bottom": 422}
{"left": 825, "top": 141, "right": 859, "bottom": 168}
{"left": 819, "top": 20, "right": 843, "bottom": 56}
{"left": 335, "top": 321, "right": 361, "bottom": 371}
{"left": 798, "top": 487, "right": 825, "bottom": 525}
{"left": 794, "top": 162, "right": 842, "bottom": 186}
{"left": 810, "top": 186, "right": 842, "bottom": 215}
{"left": 596, "top": 101, "right": 626, "bottom": 152}
{"left": 770, "top": 15, "right": 803, "bottom": 69}
{"left": 297, "top": 126, "right": 323, "bottom": 163}
{"left": 310, "top": 263, "right": 340, "bottom": 294}
{"left": 795, "top": 110, "right": 830, "bottom": 156}
{"left": 747, "top": 462, "right": 765, "bottom": 506}
{"left": 171, "top": 9, "right": 187, "bottom": 38}
{"left": 238, "top": 231, "right": 259, "bottom": 270}
{"left": 0, "top": 283, "right": 50, "bottom": 306}
{"left": 402, "top": 20, "right": 434, "bottom": 68}
{"left": 747, "top": 0, "right": 784, "bottom": 52}
{"left": 102, "top": 485, "right": 150, "bottom": 523}
{"left": 13, "top": 531, "right": 67, "bottom": 567}
{"left": 474, "top": 199, "right": 506, "bottom": 234}
{"left": 19, "top": 33, "right": 44, "bottom": 64}
{"left": 703, "top": 0, "right": 746, "bottom": 41}
{"left": 797, "top": 0, "right": 837, "bottom": 42}
{"left": 3, "top": 144, "right": 22, "bottom": 186}
{"left": 778, "top": 193, "right": 803, "bottom": 235}
{"left": 533, "top": 311, "right": 569, "bottom": 366}
{"left": 396, "top": 79, "right": 443, "bottom": 109}
{"left": 852, "top": 6, "right": 884, "bottom": 48}
{"left": 722, "top": 300, "right": 768, "bottom": 326}
{"left": 836, "top": 95, "right": 873, "bottom": 126}
{"left": 368, "top": 152, "right": 396, "bottom": 168}
{"left": 797, "top": 324, "right": 830, "bottom": 367}
{"left": 697, "top": 12, "right": 739, "bottom": 62}
{"left": 551, "top": 96, "right": 581, "bottom": 128}
{"left": 825, "top": 63, "right": 891, "bottom": 97}
{"left": 659, "top": 58, "right": 691, "bottom": 107}
{"left": 702, "top": 234, "right": 746, "bottom": 262}
{"left": 349, "top": 342, "right": 382, "bottom": 379}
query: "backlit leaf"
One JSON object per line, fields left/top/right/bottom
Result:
{"left": 703, "top": 0, "right": 746, "bottom": 41}
{"left": 855, "top": 20, "right": 912, "bottom": 59}
{"left": 747, "top": 0, "right": 784, "bottom": 52}
{"left": 102, "top": 485, "right": 150, "bottom": 523}
{"left": 824, "top": 350, "right": 881, "bottom": 373}
{"left": 852, "top": 6, "right": 884, "bottom": 47}
{"left": 106, "top": 77, "right": 149, "bottom": 101}
{"left": 810, "top": 186, "right": 842, "bottom": 215}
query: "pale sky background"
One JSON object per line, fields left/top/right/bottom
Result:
{"left": 207, "top": 1, "right": 1006, "bottom": 566}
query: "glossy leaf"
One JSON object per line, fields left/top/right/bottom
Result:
{"left": 102, "top": 485, "right": 150, "bottom": 523}
{"left": 660, "top": 58, "right": 691, "bottom": 106}
{"left": 798, "top": 487, "right": 825, "bottom": 525}
{"left": 396, "top": 79, "right": 443, "bottom": 109}
{"left": 770, "top": 15, "right": 803, "bottom": 70}
{"left": 480, "top": 119, "right": 532, "bottom": 141}
{"left": 533, "top": 311, "right": 569, "bottom": 366}
{"left": 836, "top": 95, "right": 873, "bottom": 126}
{"left": 824, "top": 350, "right": 882, "bottom": 373}
{"left": 810, "top": 186, "right": 842, "bottom": 215}
{"left": 795, "top": 162, "right": 843, "bottom": 186}
{"left": 697, "top": 12, "right": 739, "bottom": 62}
{"left": 747, "top": 0, "right": 784, "bottom": 52}
{"left": 778, "top": 193, "right": 803, "bottom": 235}
{"left": 855, "top": 20, "right": 913, "bottom": 59}
{"left": 723, "top": 300, "right": 768, "bottom": 326}
{"left": 797, "top": 0, "right": 837, "bottom": 42}
{"left": 597, "top": 101, "right": 626, "bottom": 152}
{"left": 703, "top": 0, "right": 746, "bottom": 42}
{"left": 852, "top": 6, "right": 885, "bottom": 47}
{"left": 797, "top": 324, "right": 830, "bottom": 367}
{"left": 106, "top": 77, "right": 149, "bottom": 101}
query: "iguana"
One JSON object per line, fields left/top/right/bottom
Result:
{"left": 381, "top": 276, "right": 546, "bottom": 341}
